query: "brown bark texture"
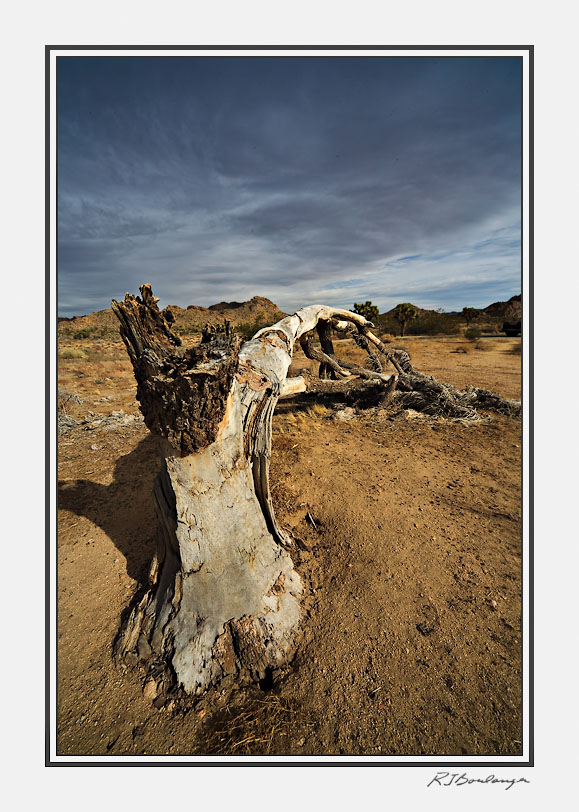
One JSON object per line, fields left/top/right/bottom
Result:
{"left": 110, "top": 284, "right": 519, "bottom": 696}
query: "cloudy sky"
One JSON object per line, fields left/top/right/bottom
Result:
{"left": 57, "top": 55, "right": 521, "bottom": 317}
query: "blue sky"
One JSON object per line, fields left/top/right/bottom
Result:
{"left": 57, "top": 56, "right": 521, "bottom": 317}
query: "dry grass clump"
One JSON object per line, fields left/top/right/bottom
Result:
{"left": 275, "top": 403, "right": 332, "bottom": 434}
{"left": 475, "top": 340, "right": 492, "bottom": 351}
{"left": 59, "top": 347, "right": 88, "bottom": 360}
{"left": 451, "top": 344, "right": 474, "bottom": 354}
{"left": 309, "top": 403, "right": 332, "bottom": 418}
{"left": 199, "top": 694, "right": 314, "bottom": 755}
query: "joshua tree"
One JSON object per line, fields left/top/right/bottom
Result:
{"left": 392, "top": 303, "right": 419, "bottom": 336}
{"left": 353, "top": 301, "right": 380, "bottom": 324}
{"left": 462, "top": 307, "right": 480, "bottom": 325}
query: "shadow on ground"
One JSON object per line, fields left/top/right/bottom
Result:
{"left": 58, "top": 434, "right": 160, "bottom": 584}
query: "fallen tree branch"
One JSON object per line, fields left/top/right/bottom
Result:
{"left": 110, "top": 284, "right": 519, "bottom": 699}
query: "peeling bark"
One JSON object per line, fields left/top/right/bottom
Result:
{"left": 111, "top": 285, "right": 519, "bottom": 697}
{"left": 111, "top": 286, "right": 384, "bottom": 695}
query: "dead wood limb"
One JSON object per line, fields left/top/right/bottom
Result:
{"left": 111, "top": 288, "right": 384, "bottom": 695}
{"left": 300, "top": 328, "right": 397, "bottom": 384}
{"left": 299, "top": 332, "right": 351, "bottom": 378}
{"left": 111, "top": 285, "right": 518, "bottom": 697}
{"left": 316, "top": 320, "right": 339, "bottom": 379}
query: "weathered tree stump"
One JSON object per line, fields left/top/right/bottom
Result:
{"left": 111, "top": 285, "right": 390, "bottom": 695}
{"left": 111, "top": 284, "right": 519, "bottom": 697}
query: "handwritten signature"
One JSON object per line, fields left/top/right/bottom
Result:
{"left": 427, "top": 772, "right": 530, "bottom": 791}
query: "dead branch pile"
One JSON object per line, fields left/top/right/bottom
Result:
{"left": 298, "top": 321, "right": 520, "bottom": 422}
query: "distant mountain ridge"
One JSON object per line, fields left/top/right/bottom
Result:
{"left": 381, "top": 294, "right": 521, "bottom": 321}
{"left": 58, "top": 293, "right": 521, "bottom": 335}
{"left": 167, "top": 295, "right": 286, "bottom": 332}
{"left": 482, "top": 294, "right": 521, "bottom": 321}
{"left": 58, "top": 295, "right": 286, "bottom": 336}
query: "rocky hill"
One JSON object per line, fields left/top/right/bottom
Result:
{"left": 382, "top": 303, "right": 440, "bottom": 319}
{"left": 381, "top": 295, "right": 521, "bottom": 321}
{"left": 58, "top": 296, "right": 286, "bottom": 339}
{"left": 482, "top": 294, "right": 521, "bottom": 322}
{"left": 58, "top": 308, "right": 119, "bottom": 330}
{"left": 168, "top": 296, "right": 286, "bottom": 334}
{"left": 58, "top": 292, "right": 522, "bottom": 340}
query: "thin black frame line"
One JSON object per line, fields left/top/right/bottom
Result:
{"left": 528, "top": 44, "right": 535, "bottom": 765}
{"left": 45, "top": 42, "right": 52, "bottom": 769}
{"left": 47, "top": 45, "right": 533, "bottom": 51}
{"left": 49, "top": 760, "right": 533, "bottom": 767}
{"left": 47, "top": 45, "right": 533, "bottom": 767}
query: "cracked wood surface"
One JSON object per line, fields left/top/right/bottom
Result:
{"left": 111, "top": 286, "right": 381, "bottom": 694}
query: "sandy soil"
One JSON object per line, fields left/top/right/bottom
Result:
{"left": 56, "top": 334, "right": 522, "bottom": 756}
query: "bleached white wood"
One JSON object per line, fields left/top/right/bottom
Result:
{"left": 114, "top": 297, "right": 379, "bottom": 695}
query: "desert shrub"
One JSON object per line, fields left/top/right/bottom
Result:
{"left": 451, "top": 344, "right": 473, "bottom": 354}
{"left": 464, "top": 327, "right": 481, "bottom": 341}
{"left": 73, "top": 328, "right": 95, "bottom": 340}
{"left": 175, "top": 324, "right": 201, "bottom": 337}
{"left": 59, "top": 347, "right": 88, "bottom": 360}
{"left": 377, "top": 315, "right": 399, "bottom": 334}
{"left": 380, "top": 311, "right": 460, "bottom": 336}
{"left": 411, "top": 312, "right": 461, "bottom": 336}
{"left": 237, "top": 321, "right": 272, "bottom": 341}
{"left": 69, "top": 325, "right": 119, "bottom": 340}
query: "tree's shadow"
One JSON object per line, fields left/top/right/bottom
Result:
{"left": 58, "top": 434, "right": 161, "bottom": 585}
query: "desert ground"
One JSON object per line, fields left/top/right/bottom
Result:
{"left": 57, "top": 331, "right": 522, "bottom": 757}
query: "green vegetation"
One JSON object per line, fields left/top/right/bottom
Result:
{"left": 378, "top": 307, "right": 464, "bottom": 336}
{"left": 462, "top": 306, "right": 481, "bottom": 325}
{"left": 59, "top": 324, "right": 120, "bottom": 341}
{"left": 59, "top": 347, "right": 89, "bottom": 360}
{"left": 392, "top": 303, "right": 419, "bottom": 336}
{"left": 237, "top": 320, "right": 273, "bottom": 341}
{"left": 464, "top": 326, "right": 482, "bottom": 341}
{"left": 174, "top": 324, "right": 201, "bottom": 337}
{"left": 353, "top": 301, "right": 380, "bottom": 323}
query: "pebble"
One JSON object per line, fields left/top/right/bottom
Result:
{"left": 143, "top": 679, "right": 158, "bottom": 702}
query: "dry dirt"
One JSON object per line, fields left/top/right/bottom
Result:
{"left": 57, "top": 333, "right": 522, "bottom": 757}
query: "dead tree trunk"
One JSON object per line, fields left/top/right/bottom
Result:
{"left": 111, "top": 285, "right": 391, "bottom": 695}
{"left": 111, "top": 284, "right": 519, "bottom": 697}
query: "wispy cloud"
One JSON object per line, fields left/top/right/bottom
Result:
{"left": 57, "top": 56, "right": 521, "bottom": 317}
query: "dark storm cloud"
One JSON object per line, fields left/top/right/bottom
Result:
{"left": 57, "top": 56, "right": 521, "bottom": 317}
